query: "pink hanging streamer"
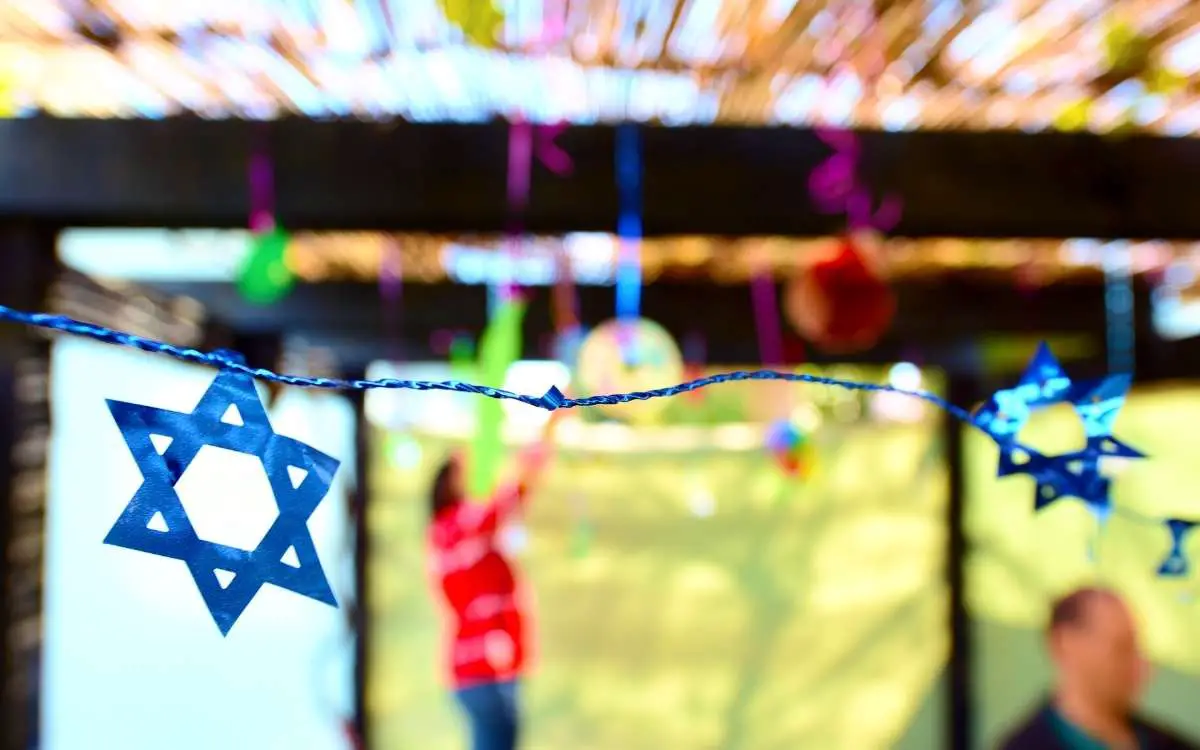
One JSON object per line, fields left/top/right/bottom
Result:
{"left": 751, "top": 273, "right": 784, "bottom": 366}
{"left": 379, "top": 236, "right": 403, "bottom": 359}
{"left": 499, "top": 0, "right": 572, "bottom": 303}
{"left": 807, "top": 128, "right": 901, "bottom": 233}
{"left": 248, "top": 125, "right": 274, "bottom": 233}
{"left": 502, "top": 118, "right": 572, "bottom": 302}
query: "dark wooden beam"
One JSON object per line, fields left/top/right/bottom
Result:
{"left": 1, "top": 118, "right": 1198, "bottom": 238}
{"left": 146, "top": 278, "right": 1132, "bottom": 371}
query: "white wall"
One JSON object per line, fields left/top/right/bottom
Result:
{"left": 42, "top": 338, "right": 356, "bottom": 750}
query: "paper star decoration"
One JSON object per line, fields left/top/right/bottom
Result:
{"left": 1157, "top": 519, "right": 1198, "bottom": 578}
{"left": 973, "top": 343, "right": 1145, "bottom": 521}
{"left": 104, "top": 362, "right": 340, "bottom": 635}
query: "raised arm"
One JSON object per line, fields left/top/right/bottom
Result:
{"left": 461, "top": 412, "right": 561, "bottom": 536}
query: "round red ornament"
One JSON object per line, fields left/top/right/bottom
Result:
{"left": 785, "top": 233, "right": 895, "bottom": 354}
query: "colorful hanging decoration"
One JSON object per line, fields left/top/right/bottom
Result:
{"left": 448, "top": 333, "right": 476, "bottom": 380}
{"left": 1158, "top": 519, "right": 1198, "bottom": 578}
{"left": 750, "top": 268, "right": 784, "bottom": 366}
{"left": 784, "top": 233, "right": 895, "bottom": 354}
{"left": 972, "top": 342, "right": 1144, "bottom": 521}
{"left": 238, "top": 227, "right": 294, "bottom": 305}
{"left": 379, "top": 235, "right": 403, "bottom": 360}
{"left": 615, "top": 124, "right": 644, "bottom": 354}
{"left": 807, "top": 128, "right": 901, "bottom": 234}
{"left": 104, "top": 358, "right": 339, "bottom": 635}
{"left": 0, "top": 286, "right": 1185, "bottom": 619}
{"left": 469, "top": 107, "right": 569, "bottom": 498}
{"left": 238, "top": 135, "right": 295, "bottom": 305}
{"left": 799, "top": 129, "right": 898, "bottom": 353}
{"left": 576, "top": 317, "right": 683, "bottom": 426}
{"left": 765, "top": 418, "right": 816, "bottom": 478}
{"left": 469, "top": 298, "right": 525, "bottom": 498}
{"left": 551, "top": 243, "right": 584, "bottom": 373}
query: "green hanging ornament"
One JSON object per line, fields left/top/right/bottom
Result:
{"left": 448, "top": 335, "right": 477, "bottom": 380}
{"left": 238, "top": 228, "right": 295, "bottom": 305}
{"left": 469, "top": 299, "right": 525, "bottom": 498}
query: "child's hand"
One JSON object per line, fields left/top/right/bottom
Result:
{"left": 521, "top": 439, "right": 553, "bottom": 474}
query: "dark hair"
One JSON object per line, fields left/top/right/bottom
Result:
{"left": 429, "top": 457, "right": 461, "bottom": 520}
{"left": 1048, "top": 587, "right": 1116, "bottom": 634}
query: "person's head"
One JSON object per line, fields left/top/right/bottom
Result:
{"left": 429, "top": 453, "right": 465, "bottom": 519}
{"left": 1047, "top": 587, "right": 1147, "bottom": 714}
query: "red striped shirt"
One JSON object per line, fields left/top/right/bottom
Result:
{"left": 428, "top": 484, "right": 532, "bottom": 688}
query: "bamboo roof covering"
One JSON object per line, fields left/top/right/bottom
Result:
{"left": 2, "top": 0, "right": 1200, "bottom": 134}
{"left": 286, "top": 232, "right": 1193, "bottom": 284}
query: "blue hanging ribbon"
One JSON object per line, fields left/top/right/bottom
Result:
{"left": 615, "top": 123, "right": 642, "bottom": 323}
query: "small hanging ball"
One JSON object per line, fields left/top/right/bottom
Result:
{"left": 785, "top": 233, "right": 895, "bottom": 354}
{"left": 576, "top": 318, "right": 683, "bottom": 425}
{"left": 765, "top": 418, "right": 815, "bottom": 477}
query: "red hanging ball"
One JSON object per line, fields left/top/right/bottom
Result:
{"left": 785, "top": 234, "right": 895, "bottom": 354}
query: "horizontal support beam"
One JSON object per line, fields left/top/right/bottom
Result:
{"left": 2, "top": 119, "right": 1198, "bottom": 238}
{"left": 150, "top": 279, "right": 1135, "bottom": 372}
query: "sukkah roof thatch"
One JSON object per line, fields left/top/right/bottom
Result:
{"left": 1, "top": 0, "right": 1199, "bottom": 135}
{"left": 278, "top": 231, "right": 1192, "bottom": 284}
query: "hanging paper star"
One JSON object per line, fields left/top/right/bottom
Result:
{"left": 1157, "top": 519, "right": 1198, "bottom": 578}
{"left": 973, "top": 342, "right": 1144, "bottom": 517}
{"left": 104, "top": 360, "right": 340, "bottom": 635}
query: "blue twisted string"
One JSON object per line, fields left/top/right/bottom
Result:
{"left": 11, "top": 305, "right": 1193, "bottom": 577}
{"left": 0, "top": 304, "right": 978, "bottom": 423}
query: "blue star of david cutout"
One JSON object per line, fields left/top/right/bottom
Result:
{"left": 104, "top": 365, "right": 340, "bottom": 635}
{"left": 1157, "top": 519, "right": 1198, "bottom": 578}
{"left": 973, "top": 342, "right": 1144, "bottom": 516}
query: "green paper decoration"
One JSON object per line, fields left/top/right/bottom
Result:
{"left": 448, "top": 335, "right": 477, "bottom": 380}
{"left": 437, "top": 0, "right": 504, "bottom": 49}
{"left": 238, "top": 228, "right": 295, "bottom": 305}
{"left": 468, "top": 299, "right": 525, "bottom": 498}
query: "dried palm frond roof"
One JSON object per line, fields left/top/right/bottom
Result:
{"left": 62, "top": 228, "right": 1192, "bottom": 284}
{"left": 0, "top": 0, "right": 1199, "bottom": 134}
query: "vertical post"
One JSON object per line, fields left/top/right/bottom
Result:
{"left": 0, "top": 223, "right": 60, "bottom": 750}
{"left": 945, "top": 373, "right": 974, "bottom": 750}
{"left": 347, "top": 385, "right": 371, "bottom": 749}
